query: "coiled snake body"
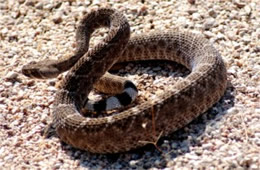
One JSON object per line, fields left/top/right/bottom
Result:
{"left": 22, "top": 8, "right": 227, "bottom": 153}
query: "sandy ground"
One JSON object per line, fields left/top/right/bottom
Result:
{"left": 0, "top": 0, "right": 259, "bottom": 169}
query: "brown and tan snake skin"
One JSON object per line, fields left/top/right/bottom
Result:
{"left": 22, "top": 8, "right": 227, "bottom": 153}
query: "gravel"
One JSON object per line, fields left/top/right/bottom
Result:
{"left": 0, "top": 0, "right": 259, "bottom": 169}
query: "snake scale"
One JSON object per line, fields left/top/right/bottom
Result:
{"left": 22, "top": 8, "right": 227, "bottom": 153}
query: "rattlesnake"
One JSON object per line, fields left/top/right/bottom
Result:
{"left": 22, "top": 8, "right": 227, "bottom": 153}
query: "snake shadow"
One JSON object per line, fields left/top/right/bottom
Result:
{"left": 59, "top": 61, "right": 235, "bottom": 169}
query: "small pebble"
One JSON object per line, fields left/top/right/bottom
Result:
{"left": 25, "top": 0, "right": 35, "bottom": 6}
{"left": 52, "top": 13, "right": 63, "bottom": 24}
{"left": 204, "top": 18, "right": 215, "bottom": 30}
{"left": 5, "top": 72, "right": 19, "bottom": 80}
{"left": 192, "top": 13, "right": 201, "bottom": 21}
{"left": 187, "top": 0, "right": 196, "bottom": 5}
{"left": 208, "top": 9, "right": 217, "bottom": 18}
{"left": 234, "top": 0, "right": 246, "bottom": 8}
{"left": 35, "top": 2, "right": 44, "bottom": 10}
{"left": 186, "top": 8, "right": 198, "bottom": 15}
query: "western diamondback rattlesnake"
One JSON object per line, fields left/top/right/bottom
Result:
{"left": 22, "top": 8, "right": 227, "bottom": 153}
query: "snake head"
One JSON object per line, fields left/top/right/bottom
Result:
{"left": 22, "top": 60, "right": 61, "bottom": 79}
